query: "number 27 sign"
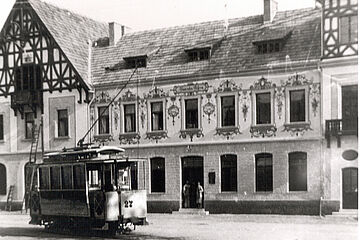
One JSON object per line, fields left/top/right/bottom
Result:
{"left": 124, "top": 200, "right": 133, "bottom": 208}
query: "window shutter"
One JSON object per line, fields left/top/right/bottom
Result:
{"left": 54, "top": 120, "right": 58, "bottom": 138}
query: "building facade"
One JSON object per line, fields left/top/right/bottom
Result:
{"left": 0, "top": 0, "right": 357, "bottom": 214}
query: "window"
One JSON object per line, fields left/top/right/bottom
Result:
{"left": 151, "top": 157, "right": 165, "bottom": 193}
{"left": 340, "top": 15, "right": 358, "bottom": 44}
{"left": 256, "top": 41, "right": 281, "bottom": 54}
{"left": 25, "top": 112, "right": 35, "bottom": 139}
{"left": 185, "top": 99, "right": 198, "bottom": 129}
{"left": 14, "top": 64, "right": 41, "bottom": 91}
{"left": 50, "top": 166, "right": 61, "bottom": 189}
{"left": 124, "top": 57, "right": 147, "bottom": 69}
{"left": 39, "top": 167, "right": 50, "bottom": 190}
{"left": 342, "top": 85, "right": 358, "bottom": 131}
{"left": 98, "top": 107, "right": 109, "bottom": 134}
{"left": 0, "top": 164, "right": 6, "bottom": 195}
{"left": 73, "top": 165, "right": 85, "bottom": 189}
{"left": 151, "top": 102, "right": 164, "bottom": 131}
{"left": 130, "top": 163, "right": 138, "bottom": 190}
{"left": 255, "top": 153, "right": 273, "bottom": 192}
{"left": 289, "top": 90, "right": 305, "bottom": 122}
{"left": 187, "top": 49, "right": 210, "bottom": 62}
{"left": 289, "top": 152, "right": 307, "bottom": 191}
{"left": 124, "top": 104, "right": 136, "bottom": 132}
{"left": 221, "top": 96, "right": 235, "bottom": 127}
{"left": 61, "top": 165, "right": 72, "bottom": 189}
{"left": 88, "top": 170, "right": 100, "bottom": 188}
{"left": 221, "top": 155, "right": 237, "bottom": 192}
{"left": 57, "top": 109, "right": 69, "bottom": 137}
{"left": 256, "top": 92, "right": 271, "bottom": 124}
{"left": 0, "top": 114, "right": 3, "bottom": 140}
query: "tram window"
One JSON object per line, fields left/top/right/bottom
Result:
{"left": 39, "top": 167, "right": 50, "bottom": 190}
{"left": 117, "top": 168, "right": 131, "bottom": 190}
{"left": 88, "top": 170, "right": 101, "bottom": 188}
{"left": 61, "top": 165, "right": 73, "bottom": 189}
{"left": 131, "top": 163, "right": 138, "bottom": 190}
{"left": 73, "top": 165, "right": 85, "bottom": 189}
{"left": 50, "top": 166, "right": 61, "bottom": 189}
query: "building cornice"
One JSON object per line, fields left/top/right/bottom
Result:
{"left": 320, "top": 56, "right": 358, "bottom": 68}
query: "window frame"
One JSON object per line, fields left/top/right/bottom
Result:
{"left": 252, "top": 89, "right": 274, "bottom": 126}
{"left": 122, "top": 103, "right": 137, "bottom": 133}
{"left": 339, "top": 15, "right": 358, "bottom": 44}
{"left": 217, "top": 93, "right": 238, "bottom": 128}
{"left": 150, "top": 157, "right": 166, "bottom": 193}
{"left": 186, "top": 48, "right": 211, "bottom": 62}
{"left": 97, "top": 105, "right": 111, "bottom": 135}
{"left": 220, "top": 154, "right": 238, "bottom": 192}
{"left": 0, "top": 114, "right": 4, "bottom": 141}
{"left": 255, "top": 153, "right": 273, "bottom": 192}
{"left": 182, "top": 96, "right": 201, "bottom": 130}
{"left": 56, "top": 108, "right": 70, "bottom": 138}
{"left": 285, "top": 86, "right": 309, "bottom": 124}
{"left": 288, "top": 152, "right": 308, "bottom": 192}
{"left": 147, "top": 99, "right": 166, "bottom": 132}
{"left": 25, "top": 112, "right": 35, "bottom": 139}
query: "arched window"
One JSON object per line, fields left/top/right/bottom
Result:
{"left": 255, "top": 153, "right": 273, "bottom": 192}
{"left": 0, "top": 163, "right": 6, "bottom": 195}
{"left": 221, "top": 154, "right": 237, "bottom": 192}
{"left": 150, "top": 157, "right": 165, "bottom": 193}
{"left": 288, "top": 152, "right": 307, "bottom": 191}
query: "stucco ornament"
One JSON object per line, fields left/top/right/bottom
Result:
{"left": 167, "top": 96, "right": 180, "bottom": 126}
{"left": 216, "top": 79, "right": 241, "bottom": 92}
{"left": 310, "top": 83, "right": 320, "bottom": 117}
{"left": 283, "top": 73, "right": 313, "bottom": 86}
{"left": 239, "top": 90, "right": 250, "bottom": 122}
{"left": 275, "top": 87, "right": 285, "bottom": 119}
{"left": 138, "top": 98, "right": 147, "bottom": 129}
{"left": 203, "top": 94, "right": 215, "bottom": 124}
{"left": 94, "top": 91, "right": 112, "bottom": 103}
{"left": 144, "top": 85, "right": 167, "bottom": 99}
{"left": 250, "top": 76, "right": 276, "bottom": 90}
{"left": 112, "top": 101, "right": 120, "bottom": 130}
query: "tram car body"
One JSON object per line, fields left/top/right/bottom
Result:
{"left": 28, "top": 146, "right": 147, "bottom": 233}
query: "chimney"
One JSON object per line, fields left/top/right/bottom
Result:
{"left": 108, "top": 22, "right": 127, "bottom": 46}
{"left": 263, "top": 0, "right": 278, "bottom": 23}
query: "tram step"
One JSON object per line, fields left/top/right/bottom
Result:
{"left": 172, "top": 208, "right": 209, "bottom": 215}
{"left": 331, "top": 209, "right": 358, "bottom": 216}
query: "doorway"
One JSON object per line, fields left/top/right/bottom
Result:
{"left": 342, "top": 168, "right": 358, "bottom": 209}
{"left": 181, "top": 156, "right": 204, "bottom": 208}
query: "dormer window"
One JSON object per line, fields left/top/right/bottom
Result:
{"left": 185, "top": 48, "right": 210, "bottom": 62}
{"left": 123, "top": 56, "right": 147, "bottom": 69}
{"left": 256, "top": 41, "right": 282, "bottom": 54}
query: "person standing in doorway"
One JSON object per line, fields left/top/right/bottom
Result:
{"left": 183, "top": 181, "right": 190, "bottom": 208}
{"left": 196, "top": 182, "right": 203, "bottom": 208}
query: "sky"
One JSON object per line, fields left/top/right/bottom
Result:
{"left": 0, "top": 0, "right": 315, "bottom": 32}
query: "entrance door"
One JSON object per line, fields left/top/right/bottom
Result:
{"left": 342, "top": 168, "right": 358, "bottom": 209}
{"left": 182, "top": 156, "right": 204, "bottom": 208}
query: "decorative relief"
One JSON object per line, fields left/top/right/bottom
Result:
{"left": 173, "top": 82, "right": 209, "bottom": 96}
{"left": 167, "top": 96, "right": 180, "bottom": 126}
{"left": 203, "top": 94, "right": 215, "bottom": 124}
{"left": 239, "top": 90, "right": 250, "bottom": 122}
{"left": 144, "top": 86, "right": 167, "bottom": 99}
{"left": 250, "top": 125, "right": 277, "bottom": 138}
{"left": 119, "top": 132, "right": 141, "bottom": 145}
{"left": 283, "top": 123, "right": 312, "bottom": 136}
{"left": 122, "top": 89, "right": 137, "bottom": 102}
{"left": 250, "top": 77, "right": 276, "bottom": 90}
{"left": 215, "top": 126, "right": 240, "bottom": 139}
{"left": 215, "top": 79, "right": 241, "bottom": 92}
{"left": 275, "top": 87, "right": 285, "bottom": 119}
{"left": 145, "top": 131, "right": 168, "bottom": 143}
{"left": 138, "top": 98, "right": 147, "bottom": 129}
{"left": 310, "top": 83, "right": 320, "bottom": 117}
{"left": 94, "top": 91, "right": 112, "bottom": 103}
{"left": 93, "top": 134, "right": 114, "bottom": 144}
{"left": 282, "top": 73, "right": 312, "bottom": 86}
{"left": 179, "top": 129, "right": 204, "bottom": 142}
{"left": 112, "top": 102, "right": 120, "bottom": 130}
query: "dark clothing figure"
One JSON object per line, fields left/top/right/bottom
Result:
{"left": 183, "top": 181, "right": 190, "bottom": 208}
{"left": 196, "top": 182, "right": 203, "bottom": 208}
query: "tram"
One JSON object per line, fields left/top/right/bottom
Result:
{"left": 28, "top": 145, "right": 147, "bottom": 234}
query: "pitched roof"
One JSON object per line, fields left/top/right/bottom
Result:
{"left": 28, "top": 0, "right": 108, "bottom": 88}
{"left": 91, "top": 8, "right": 321, "bottom": 87}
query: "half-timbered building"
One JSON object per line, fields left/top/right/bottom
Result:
{"left": 0, "top": 0, "right": 357, "bottom": 214}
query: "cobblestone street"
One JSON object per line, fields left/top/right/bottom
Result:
{"left": 0, "top": 212, "right": 357, "bottom": 240}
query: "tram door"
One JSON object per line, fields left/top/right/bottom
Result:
{"left": 182, "top": 156, "right": 204, "bottom": 208}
